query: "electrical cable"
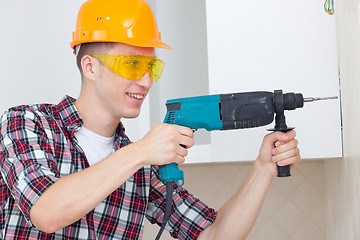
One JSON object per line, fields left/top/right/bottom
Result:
{"left": 324, "top": 0, "right": 335, "bottom": 15}
{"left": 155, "top": 182, "right": 174, "bottom": 240}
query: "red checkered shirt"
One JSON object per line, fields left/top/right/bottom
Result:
{"left": 0, "top": 96, "right": 217, "bottom": 239}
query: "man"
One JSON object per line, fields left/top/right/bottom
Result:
{"left": 0, "top": 0, "right": 300, "bottom": 239}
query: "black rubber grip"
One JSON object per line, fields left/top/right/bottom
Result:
{"left": 277, "top": 129, "right": 292, "bottom": 177}
{"left": 277, "top": 165, "right": 291, "bottom": 177}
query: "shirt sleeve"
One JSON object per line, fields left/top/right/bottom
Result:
{"left": 0, "top": 107, "right": 59, "bottom": 226}
{"left": 146, "top": 165, "right": 217, "bottom": 240}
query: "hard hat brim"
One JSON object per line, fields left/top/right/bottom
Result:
{"left": 70, "top": 39, "right": 172, "bottom": 50}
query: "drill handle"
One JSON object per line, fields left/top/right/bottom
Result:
{"left": 158, "top": 163, "right": 184, "bottom": 186}
{"left": 277, "top": 129, "right": 292, "bottom": 177}
{"left": 268, "top": 128, "right": 293, "bottom": 177}
{"left": 270, "top": 90, "right": 293, "bottom": 177}
{"left": 158, "top": 144, "right": 187, "bottom": 186}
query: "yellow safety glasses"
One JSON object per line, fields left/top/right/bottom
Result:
{"left": 92, "top": 54, "right": 165, "bottom": 82}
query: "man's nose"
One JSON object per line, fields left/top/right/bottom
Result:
{"left": 136, "top": 72, "right": 153, "bottom": 89}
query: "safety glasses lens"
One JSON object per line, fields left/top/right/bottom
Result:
{"left": 92, "top": 54, "right": 164, "bottom": 82}
{"left": 149, "top": 60, "right": 165, "bottom": 82}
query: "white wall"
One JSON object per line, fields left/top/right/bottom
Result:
{"left": 0, "top": 0, "right": 84, "bottom": 113}
{"left": 206, "top": 0, "right": 342, "bottom": 162}
{"left": 325, "top": 0, "right": 360, "bottom": 238}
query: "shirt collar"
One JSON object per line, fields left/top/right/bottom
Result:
{"left": 57, "top": 95, "right": 83, "bottom": 132}
{"left": 57, "top": 95, "right": 129, "bottom": 142}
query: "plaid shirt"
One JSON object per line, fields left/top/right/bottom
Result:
{"left": 0, "top": 96, "right": 217, "bottom": 239}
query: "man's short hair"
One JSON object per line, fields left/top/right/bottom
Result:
{"left": 76, "top": 42, "right": 114, "bottom": 79}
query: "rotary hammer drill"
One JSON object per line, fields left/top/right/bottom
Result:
{"left": 158, "top": 89, "right": 337, "bottom": 184}
{"left": 155, "top": 89, "right": 336, "bottom": 240}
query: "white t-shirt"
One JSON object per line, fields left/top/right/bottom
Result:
{"left": 74, "top": 127, "right": 115, "bottom": 166}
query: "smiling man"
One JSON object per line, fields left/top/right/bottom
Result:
{"left": 0, "top": 0, "right": 300, "bottom": 239}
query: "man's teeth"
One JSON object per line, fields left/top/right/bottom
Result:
{"left": 127, "top": 93, "right": 143, "bottom": 100}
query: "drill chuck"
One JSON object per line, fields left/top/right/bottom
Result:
{"left": 282, "top": 93, "right": 304, "bottom": 110}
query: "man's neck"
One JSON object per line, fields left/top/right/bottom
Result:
{"left": 74, "top": 94, "right": 120, "bottom": 138}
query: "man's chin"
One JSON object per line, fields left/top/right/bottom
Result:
{"left": 122, "top": 112, "right": 141, "bottom": 119}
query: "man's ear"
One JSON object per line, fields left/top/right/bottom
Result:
{"left": 81, "top": 55, "right": 97, "bottom": 81}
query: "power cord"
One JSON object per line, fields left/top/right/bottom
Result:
{"left": 155, "top": 182, "right": 174, "bottom": 240}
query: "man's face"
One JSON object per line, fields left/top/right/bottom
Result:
{"left": 94, "top": 43, "right": 156, "bottom": 119}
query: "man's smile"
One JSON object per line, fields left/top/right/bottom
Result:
{"left": 126, "top": 93, "right": 145, "bottom": 100}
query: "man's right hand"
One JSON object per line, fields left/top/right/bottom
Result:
{"left": 134, "top": 123, "right": 195, "bottom": 166}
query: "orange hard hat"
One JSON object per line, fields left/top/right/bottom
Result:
{"left": 70, "top": 0, "right": 171, "bottom": 50}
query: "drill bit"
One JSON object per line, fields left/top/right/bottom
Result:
{"left": 303, "top": 96, "right": 338, "bottom": 102}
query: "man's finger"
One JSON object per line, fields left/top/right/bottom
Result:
{"left": 179, "top": 135, "right": 195, "bottom": 149}
{"left": 272, "top": 139, "right": 298, "bottom": 155}
{"left": 263, "top": 131, "right": 289, "bottom": 148}
{"left": 277, "top": 154, "right": 301, "bottom": 167}
{"left": 272, "top": 147, "right": 300, "bottom": 162}
{"left": 175, "top": 125, "right": 194, "bottom": 137}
